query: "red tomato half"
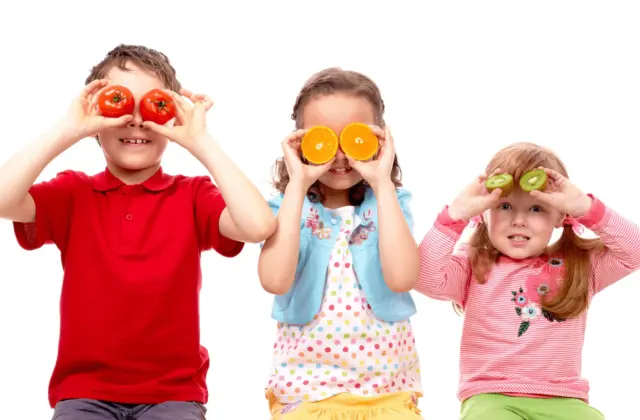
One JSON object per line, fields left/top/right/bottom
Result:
{"left": 97, "top": 85, "right": 135, "bottom": 118}
{"left": 140, "top": 89, "right": 176, "bottom": 125}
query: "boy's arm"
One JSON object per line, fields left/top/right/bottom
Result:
{"left": 190, "top": 133, "right": 276, "bottom": 244}
{"left": 0, "top": 79, "right": 129, "bottom": 223}
{"left": 375, "top": 183, "right": 419, "bottom": 292}
{"left": 258, "top": 181, "right": 307, "bottom": 295}
{"left": 0, "top": 126, "right": 72, "bottom": 223}
{"left": 142, "top": 92, "right": 276, "bottom": 244}
{"left": 415, "top": 207, "right": 473, "bottom": 307}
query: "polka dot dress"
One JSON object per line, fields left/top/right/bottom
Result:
{"left": 266, "top": 206, "right": 422, "bottom": 404}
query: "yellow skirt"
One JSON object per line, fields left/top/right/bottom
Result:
{"left": 267, "top": 390, "right": 423, "bottom": 420}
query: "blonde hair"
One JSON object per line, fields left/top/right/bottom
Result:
{"left": 460, "top": 142, "right": 603, "bottom": 319}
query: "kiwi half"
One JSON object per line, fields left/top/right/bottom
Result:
{"left": 485, "top": 173, "right": 514, "bottom": 197}
{"left": 519, "top": 169, "right": 547, "bottom": 192}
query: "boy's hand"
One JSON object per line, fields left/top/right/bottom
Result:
{"left": 59, "top": 79, "right": 133, "bottom": 143}
{"left": 142, "top": 89, "right": 213, "bottom": 153}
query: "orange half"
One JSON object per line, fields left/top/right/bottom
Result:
{"left": 300, "top": 126, "right": 339, "bottom": 164}
{"left": 339, "top": 123, "right": 379, "bottom": 161}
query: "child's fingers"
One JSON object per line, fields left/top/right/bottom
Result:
{"left": 103, "top": 114, "right": 133, "bottom": 128}
{"left": 82, "top": 79, "right": 108, "bottom": 99}
{"left": 368, "top": 125, "right": 385, "bottom": 139}
{"left": 142, "top": 120, "right": 172, "bottom": 138}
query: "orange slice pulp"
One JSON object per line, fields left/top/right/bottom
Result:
{"left": 339, "top": 123, "right": 379, "bottom": 161}
{"left": 300, "top": 126, "right": 339, "bottom": 164}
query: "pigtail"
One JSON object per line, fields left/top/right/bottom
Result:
{"left": 468, "top": 222, "right": 500, "bottom": 285}
{"left": 542, "top": 226, "right": 603, "bottom": 319}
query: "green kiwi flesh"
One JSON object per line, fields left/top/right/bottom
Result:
{"left": 485, "top": 173, "right": 514, "bottom": 197}
{"left": 519, "top": 169, "right": 547, "bottom": 192}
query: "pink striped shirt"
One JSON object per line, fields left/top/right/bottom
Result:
{"left": 416, "top": 194, "right": 640, "bottom": 403}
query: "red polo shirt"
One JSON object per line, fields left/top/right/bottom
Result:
{"left": 13, "top": 167, "right": 244, "bottom": 408}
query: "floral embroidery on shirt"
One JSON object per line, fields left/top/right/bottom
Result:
{"left": 305, "top": 207, "right": 332, "bottom": 239}
{"left": 349, "top": 209, "right": 376, "bottom": 246}
{"left": 511, "top": 257, "right": 566, "bottom": 337}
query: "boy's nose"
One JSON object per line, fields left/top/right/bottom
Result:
{"left": 127, "top": 107, "right": 145, "bottom": 128}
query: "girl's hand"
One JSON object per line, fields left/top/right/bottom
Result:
{"left": 282, "top": 129, "right": 334, "bottom": 190}
{"left": 347, "top": 125, "right": 395, "bottom": 190}
{"left": 529, "top": 167, "right": 592, "bottom": 217}
{"left": 448, "top": 170, "right": 504, "bottom": 221}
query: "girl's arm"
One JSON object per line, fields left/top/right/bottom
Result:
{"left": 577, "top": 195, "right": 640, "bottom": 292}
{"left": 415, "top": 207, "right": 473, "bottom": 307}
{"left": 375, "top": 182, "right": 419, "bottom": 292}
{"left": 258, "top": 180, "right": 307, "bottom": 295}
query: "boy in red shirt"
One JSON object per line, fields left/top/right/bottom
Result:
{"left": 0, "top": 44, "right": 275, "bottom": 419}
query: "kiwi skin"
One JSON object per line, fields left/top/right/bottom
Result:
{"left": 519, "top": 169, "right": 548, "bottom": 192}
{"left": 485, "top": 173, "right": 514, "bottom": 197}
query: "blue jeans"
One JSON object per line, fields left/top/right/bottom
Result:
{"left": 52, "top": 398, "right": 207, "bottom": 420}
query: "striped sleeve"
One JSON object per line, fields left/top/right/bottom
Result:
{"left": 415, "top": 206, "right": 473, "bottom": 307}
{"left": 579, "top": 194, "right": 640, "bottom": 293}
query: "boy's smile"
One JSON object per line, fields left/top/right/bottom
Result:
{"left": 97, "top": 62, "right": 171, "bottom": 184}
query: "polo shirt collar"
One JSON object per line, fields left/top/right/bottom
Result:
{"left": 92, "top": 167, "right": 176, "bottom": 192}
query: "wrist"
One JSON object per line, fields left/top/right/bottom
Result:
{"left": 370, "top": 178, "right": 394, "bottom": 195}
{"left": 447, "top": 205, "right": 466, "bottom": 221}
{"left": 573, "top": 194, "right": 593, "bottom": 218}
{"left": 188, "top": 133, "right": 217, "bottom": 160}
{"left": 287, "top": 178, "right": 310, "bottom": 197}
{"left": 53, "top": 121, "right": 86, "bottom": 146}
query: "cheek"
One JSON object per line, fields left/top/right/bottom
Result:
{"left": 487, "top": 211, "right": 506, "bottom": 229}
{"left": 531, "top": 216, "right": 557, "bottom": 235}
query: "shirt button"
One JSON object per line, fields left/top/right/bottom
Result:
{"left": 330, "top": 218, "right": 338, "bottom": 225}
{"left": 125, "top": 214, "right": 133, "bottom": 221}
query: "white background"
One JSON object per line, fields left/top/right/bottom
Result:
{"left": 1, "top": 1, "right": 639, "bottom": 419}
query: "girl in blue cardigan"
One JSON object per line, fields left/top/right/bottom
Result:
{"left": 259, "top": 67, "right": 424, "bottom": 420}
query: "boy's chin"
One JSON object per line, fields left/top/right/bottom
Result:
{"left": 107, "top": 155, "right": 161, "bottom": 172}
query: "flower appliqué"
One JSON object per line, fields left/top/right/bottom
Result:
{"left": 511, "top": 257, "right": 566, "bottom": 337}
{"left": 305, "top": 207, "right": 332, "bottom": 239}
{"left": 349, "top": 209, "right": 376, "bottom": 246}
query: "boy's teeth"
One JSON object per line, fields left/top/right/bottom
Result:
{"left": 121, "top": 139, "right": 148, "bottom": 144}
{"left": 511, "top": 236, "right": 528, "bottom": 241}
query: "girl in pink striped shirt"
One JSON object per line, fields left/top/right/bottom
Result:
{"left": 415, "top": 142, "right": 640, "bottom": 419}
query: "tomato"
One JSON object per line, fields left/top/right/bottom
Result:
{"left": 97, "top": 85, "right": 135, "bottom": 118}
{"left": 140, "top": 89, "right": 176, "bottom": 125}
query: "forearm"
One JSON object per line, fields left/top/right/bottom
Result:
{"left": 0, "top": 124, "right": 74, "bottom": 221}
{"left": 258, "top": 181, "right": 307, "bottom": 295}
{"left": 416, "top": 208, "right": 472, "bottom": 304}
{"left": 192, "top": 134, "right": 275, "bottom": 240}
{"left": 579, "top": 194, "right": 640, "bottom": 291}
{"left": 374, "top": 180, "right": 419, "bottom": 292}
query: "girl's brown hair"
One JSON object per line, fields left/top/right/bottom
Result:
{"left": 272, "top": 67, "right": 402, "bottom": 205}
{"left": 462, "top": 142, "right": 603, "bottom": 319}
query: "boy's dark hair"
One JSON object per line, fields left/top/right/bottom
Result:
{"left": 272, "top": 67, "right": 402, "bottom": 205}
{"left": 86, "top": 44, "right": 181, "bottom": 91}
